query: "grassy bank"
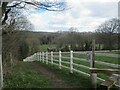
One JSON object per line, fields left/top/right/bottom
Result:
{"left": 3, "top": 61, "right": 119, "bottom": 89}
{"left": 4, "top": 62, "right": 52, "bottom": 88}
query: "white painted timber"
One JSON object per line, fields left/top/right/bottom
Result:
{"left": 53, "top": 59, "right": 59, "bottom": 62}
{"left": 73, "top": 68, "right": 90, "bottom": 77}
{"left": 53, "top": 63, "right": 59, "bottom": 66}
{"left": 42, "top": 52, "right": 44, "bottom": 63}
{"left": 59, "top": 51, "right": 62, "bottom": 69}
{"left": 95, "top": 53, "right": 120, "bottom": 58}
{"left": 73, "top": 57, "right": 90, "bottom": 63}
{"left": 46, "top": 52, "right": 48, "bottom": 64}
{"left": 61, "top": 56, "right": 70, "bottom": 59}
{"left": 61, "top": 61, "right": 70, "bottom": 65}
{"left": 95, "top": 61, "right": 120, "bottom": 68}
{"left": 51, "top": 51, "right": 53, "bottom": 64}
{"left": 61, "top": 65, "right": 70, "bottom": 70}
{"left": 70, "top": 51, "right": 73, "bottom": 73}
{"left": 73, "top": 63, "right": 89, "bottom": 69}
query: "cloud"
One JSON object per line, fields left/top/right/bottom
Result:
{"left": 83, "top": 2, "right": 118, "bottom": 18}
{"left": 25, "top": 0, "right": 119, "bottom": 32}
{"left": 66, "top": 0, "right": 119, "bottom": 3}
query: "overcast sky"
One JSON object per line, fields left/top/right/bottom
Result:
{"left": 24, "top": 0, "right": 119, "bottom": 32}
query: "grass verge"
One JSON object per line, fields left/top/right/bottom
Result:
{"left": 4, "top": 61, "right": 52, "bottom": 88}
{"left": 36, "top": 61, "right": 91, "bottom": 88}
{"left": 37, "top": 61, "right": 119, "bottom": 90}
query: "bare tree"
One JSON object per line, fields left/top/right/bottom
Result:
{"left": 1, "top": 0, "right": 67, "bottom": 77}
{"left": 95, "top": 18, "right": 119, "bottom": 51}
{"left": 2, "top": 0, "right": 67, "bottom": 25}
{"left": 2, "top": 14, "right": 34, "bottom": 76}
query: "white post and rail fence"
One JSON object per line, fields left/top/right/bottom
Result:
{"left": 23, "top": 45, "right": 120, "bottom": 89}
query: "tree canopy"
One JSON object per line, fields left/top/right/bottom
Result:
{"left": 2, "top": 0, "right": 67, "bottom": 25}
{"left": 95, "top": 18, "right": 119, "bottom": 50}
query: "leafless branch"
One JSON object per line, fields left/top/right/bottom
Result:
{"left": 2, "top": 0, "right": 67, "bottom": 24}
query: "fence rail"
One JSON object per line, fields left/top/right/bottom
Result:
{"left": 23, "top": 51, "right": 120, "bottom": 88}
{"left": 95, "top": 61, "right": 120, "bottom": 68}
{"left": 95, "top": 53, "right": 120, "bottom": 58}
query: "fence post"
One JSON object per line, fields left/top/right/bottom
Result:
{"left": 39, "top": 52, "right": 41, "bottom": 62}
{"left": 59, "top": 51, "right": 62, "bottom": 69}
{"left": 37, "top": 53, "right": 39, "bottom": 61}
{"left": 42, "top": 52, "right": 44, "bottom": 63}
{"left": 40, "top": 52, "right": 42, "bottom": 62}
{"left": 70, "top": 50, "right": 73, "bottom": 73}
{"left": 46, "top": 52, "right": 48, "bottom": 64}
{"left": 51, "top": 51, "right": 53, "bottom": 64}
{"left": 36, "top": 52, "right": 39, "bottom": 61}
{"left": 90, "top": 39, "right": 97, "bottom": 89}
{"left": 34, "top": 53, "right": 36, "bottom": 61}
{"left": 38, "top": 52, "right": 40, "bottom": 61}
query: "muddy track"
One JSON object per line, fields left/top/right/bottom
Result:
{"left": 30, "top": 62, "right": 72, "bottom": 88}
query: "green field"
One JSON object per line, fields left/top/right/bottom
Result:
{"left": 47, "top": 51, "right": 119, "bottom": 81}
{"left": 38, "top": 44, "right": 56, "bottom": 52}
{"left": 73, "top": 53, "right": 119, "bottom": 65}
{"left": 96, "top": 51, "right": 120, "bottom": 54}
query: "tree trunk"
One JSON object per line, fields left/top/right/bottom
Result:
{"left": 109, "top": 34, "right": 112, "bottom": 51}
{"left": 2, "top": 2, "right": 8, "bottom": 15}
{"left": 0, "top": 5, "right": 3, "bottom": 89}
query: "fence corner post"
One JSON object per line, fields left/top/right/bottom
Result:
{"left": 59, "top": 51, "right": 62, "bottom": 69}
{"left": 91, "top": 73, "right": 97, "bottom": 90}
{"left": 70, "top": 50, "right": 73, "bottom": 73}
{"left": 90, "top": 39, "right": 97, "bottom": 89}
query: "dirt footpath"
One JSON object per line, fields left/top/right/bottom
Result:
{"left": 30, "top": 62, "right": 72, "bottom": 88}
